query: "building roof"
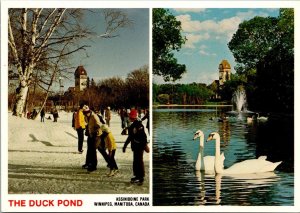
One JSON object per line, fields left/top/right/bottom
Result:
{"left": 74, "top": 66, "right": 87, "bottom": 78}
{"left": 219, "top": 60, "right": 231, "bottom": 69}
{"left": 68, "top": 87, "right": 75, "bottom": 91}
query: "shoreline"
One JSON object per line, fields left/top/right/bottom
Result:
{"left": 153, "top": 104, "right": 233, "bottom": 107}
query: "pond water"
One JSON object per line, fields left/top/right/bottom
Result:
{"left": 152, "top": 106, "right": 294, "bottom": 206}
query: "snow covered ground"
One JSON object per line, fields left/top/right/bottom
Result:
{"left": 7, "top": 111, "right": 150, "bottom": 194}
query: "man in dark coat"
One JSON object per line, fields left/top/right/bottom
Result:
{"left": 122, "top": 109, "right": 147, "bottom": 184}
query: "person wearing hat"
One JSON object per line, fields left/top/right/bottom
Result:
{"left": 100, "top": 124, "right": 119, "bottom": 176}
{"left": 82, "top": 105, "right": 102, "bottom": 172}
{"left": 122, "top": 108, "right": 147, "bottom": 185}
{"left": 104, "top": 106, "right": 111, "bottom": 127}
{"left": 72, "top": 103, "right": 86, "bottom": 153}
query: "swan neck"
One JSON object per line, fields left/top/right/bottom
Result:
{"left": 214, "top": 136, "right": 223, "bottom": 174}
{"left": 215, "top": 136, "right": 221, "bottom": 156}
{"left": 199, "top": 146, "right": 204, "bottom": 158}
{"left": 199, "top": 137, "right": 204, "bottom": 148}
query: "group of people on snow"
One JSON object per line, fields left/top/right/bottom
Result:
{"left": 72, "top": 103, "right": 149, "bottom": 185}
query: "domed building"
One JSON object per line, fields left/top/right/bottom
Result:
{"left": 74, "top": 65, "right": 88, "bottom": 92}
{"left": 218, "top": 59, "right": 231, "bottom": 86}
{"left": 209, "top": 59, "right": 232, "bottom": 100}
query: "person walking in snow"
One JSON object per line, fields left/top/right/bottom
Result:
{"left": 122, "top": 109, "right": 147, "bottom": 185}
{"left": 72, "top": 103, "right": 86, "bottom": 153}
{"left": 99, "top": 124, "right": 119, "bottom": 176}
{"left": 82, "top": 105, "right": 102, "bottom": 172}
{"left": 120, "top": 107, "right": 129, "bottom": 135}
{"left": 40, "top": 108, "right": 45, "bottom": 122}
{"left": 52, "top": 108, "right": 59, "bottom": 122}
{"left": 141, "top": 109, "right": 149, "bottom": 135}
{"left": 104, "top": 106, "right": 111, "bottom": 127}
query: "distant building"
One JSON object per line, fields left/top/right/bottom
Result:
{"left": 209, "top": 60, "right": 232, "bottom": 100}
{"left": 74, "top": 66, "right": 88, "bottom": 92}
{"left": 67, "top": 87, "right": 76, "bottom": 93}
{"left": 218, "top": 59, "right": 231, "bottom": 86}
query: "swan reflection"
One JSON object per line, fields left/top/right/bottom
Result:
{"left": 195, "top": 171, "right": 206, "bottom": 205}
{"left": 195, "top": 171, "right": 280, "bottom": 205}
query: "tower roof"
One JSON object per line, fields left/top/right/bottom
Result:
{"left": 74, "top": 66, "right": 87, "bottom": 78}
{"left": 219, "top": 60, "right": 231, "bottom": 69}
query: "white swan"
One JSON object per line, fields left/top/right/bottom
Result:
{"left": 206, "top": 132, "right": 282, "bottom": 174}
{"left": 257, "top": 113, "right": 268, "bottom": 121}
{"left": 193, "top": 130, "right": 224, "bottom": 174}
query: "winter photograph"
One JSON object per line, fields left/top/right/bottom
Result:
{"left": 152, "top": 8, "right": 294, "bottom": 206}
{"left": 5, "top": 7, "right": 150, "bottom": 196}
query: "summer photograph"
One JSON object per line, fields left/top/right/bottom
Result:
{"left": 152, "top": 8, "right": 294, "bottom": 206}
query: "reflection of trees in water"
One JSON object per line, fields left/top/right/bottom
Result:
{"left": 153, "top": 145, "right": 199, "bottom": 205}
{"left": 218, "top": 120, "right": 231, "bottom": 147}
{"left": 153, "top": 110, "right": 208, "bottom": 205}
{"left": 152, "top": 108, "right": 293, "bottom": 205}
{"left": 245, "top": 114, "right": 294, "bottom": 172}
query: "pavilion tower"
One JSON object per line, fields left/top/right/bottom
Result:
{"left": 74, "top": 65, "right": 88, "bottom": 92}
{"left": 218, "top": 59, "right": 231, "bottom": 86}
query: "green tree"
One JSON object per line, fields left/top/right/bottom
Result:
{"left": 228, "top": 16, "right": 279, "bottom": 74}
{"left": 154, "top": 83, "right": 213, "bottom": 105}
{"left": 153, "top": 8, "right": 186, "bottom": 82}
{"left": 178, "top": 83, "right": 212, "bottom": 105}
{"left": 157, "top": 94, "right": 170, "bottom": 105}
{"left": 255, "top": 9, "right": 294, "bottom": 113}
{"left": 227, "top": 9, "right": 294, "bottom": 113}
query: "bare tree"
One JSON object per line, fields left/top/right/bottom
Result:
{"left": 8, "top": 8, "right": 132, "bottom": 117}
{"left": 126, "top": 65, "right": 149, "bottom": 107}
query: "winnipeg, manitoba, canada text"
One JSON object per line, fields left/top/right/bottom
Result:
{"left": 94, "top": 197, "right": 150, "bottom": 207}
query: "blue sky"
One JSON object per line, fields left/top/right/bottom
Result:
{"left": 61, "top": 8, "right": 149, "bottom": 90}
{"left": 153, "top": 8, "right": 280, "bottom": 85}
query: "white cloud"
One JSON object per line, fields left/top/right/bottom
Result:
{"left": 178, "top": 71, "right": 218, "bottom": 85}
{"left": 199, "top": 72, "right": 219, "bottom": 85}
{"left": 236, "top": 10, "right": 272, "bottom": 21}
{"left": 176, "top": 14, "right": 202, "bottom": 32}
{"left": 236, "top": 10, "right": 257, "bottom": 20}
{"left": 199, "top": 49, "right": 217, "bottom": 57}
{"left": 184, "top": 33, "right": 210, "bottom": 48}
{"left": 174, "top": 8, "right": 206, "bottom": 13}
{"left": 176, "top": 14, "right": 244, "bottom": 40}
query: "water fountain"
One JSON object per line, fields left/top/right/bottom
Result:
{"left": 232, "top": 85, "right": 247, "bottom": 113}
{"left": 227, "top": 86, "right": 254, "bottom": 118}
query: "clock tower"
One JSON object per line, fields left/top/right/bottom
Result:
{"left": 74, "top": 66, "right": 88, "bottom": 92}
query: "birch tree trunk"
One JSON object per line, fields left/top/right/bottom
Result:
{"left": 8, "top": 8, "right": 132, "bottom": 117}
{"left": 14, "top": 81, "right": 29, "bottom": 117}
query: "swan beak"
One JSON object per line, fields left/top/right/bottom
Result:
{"left": 193, "top": 133, "right": 199, "bottom": 140}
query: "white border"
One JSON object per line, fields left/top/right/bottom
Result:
{"left": 1, "top": 0, "right": 300, "bottom": 212}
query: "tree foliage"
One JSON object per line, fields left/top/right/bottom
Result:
{"left": 153, "top": 83, "right": 213, "bottom": 105}
{"left": 226, "top": 8, "right": 294, "bottom": 113}
{"left": 77, "top": 65, "right": 149, "bottom": 110}
{"left": 126, "top": 65, "right": 149, "bottom": 107}
{"left": 152, "top": 8, "right": 186, "bottom": 82}
{"left": 228, "top": 16, "right": 279, "bottom": 73}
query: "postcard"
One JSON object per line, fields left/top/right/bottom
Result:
{"left": 1, "top": 0, "right": 299, "bottom": 212}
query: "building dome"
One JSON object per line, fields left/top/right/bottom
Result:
{"left": 219, "top": 60, "right": 231, "bottom": 69}
{"left": 74, "top": 66, "right": 87, "bottom": 78}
